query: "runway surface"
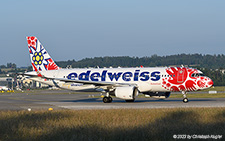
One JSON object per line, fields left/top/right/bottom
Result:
{"left": 0, "top": 90, "right": 225, "bottom": 110}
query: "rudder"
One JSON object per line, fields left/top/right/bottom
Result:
{"left": 27, "top": 36, "right": 60, "bottom": 71}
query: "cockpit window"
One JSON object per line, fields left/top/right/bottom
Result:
{"left": 191, "top": 73, "right": 205, "bottom": 77}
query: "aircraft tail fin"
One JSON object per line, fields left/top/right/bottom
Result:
{"left": 26, "top": 36, "right": 60, "bottom": 71}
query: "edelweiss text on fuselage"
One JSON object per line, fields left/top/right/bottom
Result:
{"left": 67, "top": 70, "right": 161, "bottom": 82}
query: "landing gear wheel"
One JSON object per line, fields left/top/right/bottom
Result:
{"left": 103, "top": 97, "right": 109, "bottom": 103}
{"left": 108, "top": 97, "right": 113, "bottom": 103}
{"left": 183, "top": 98, "right": 189, "bottom": 103}
{"left": 103, "top": 96, "right": 113, "bottom": 103}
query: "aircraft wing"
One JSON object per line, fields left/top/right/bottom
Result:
{"left": 55, "top": 78, "right": 134, "bottom": 87}
{"left": 22, "top": 72, "right": 135, "bottom": 87}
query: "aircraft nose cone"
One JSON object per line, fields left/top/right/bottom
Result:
{"left": 208, "top": 79, "right": 214, "bottom": 87}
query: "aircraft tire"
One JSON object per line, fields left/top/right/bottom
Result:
{"left": 183, "top": 98, "right": 189, "bottom": 103}
{"left": 103, "top": 96, "right": 112, "bottom": 103}
{"left": 108, "top": 97, "right": 113, "bottom": 103}
{"left": 103, "top": 97, "right": 109, "bottom": 103}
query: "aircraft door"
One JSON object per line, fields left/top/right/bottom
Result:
{"left": 177, "top": 70, "right": 185, "bottom": 83}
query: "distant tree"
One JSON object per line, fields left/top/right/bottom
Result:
{"left": 7, "top": 63, "right": 16, "bottom": 68}
{"left": 0, "top": 65, "right": 6, "bottom": 69}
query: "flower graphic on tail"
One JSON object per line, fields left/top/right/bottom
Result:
{"left": 27, "top": 36, "right": 60, "bottom": 71}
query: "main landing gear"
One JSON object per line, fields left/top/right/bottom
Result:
{"left": 182, "top": 91, "right": 189, "bottom": 103}
{"left": 103, "top": 96, "right": 113, "bottom": 103}
{"left": 102, "top": 92, "right": 113, "bottom": 103}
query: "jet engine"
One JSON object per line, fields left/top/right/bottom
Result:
{"left": 114, "top": 86, "right": 139, "bottom": 101}
{"left": 143, "top": 92, "right": 171, "bottom": 99}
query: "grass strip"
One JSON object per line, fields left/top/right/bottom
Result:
{"left": 0, "top": 108, "right": 224, "bottom": 141}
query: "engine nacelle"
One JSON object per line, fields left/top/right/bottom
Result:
{"left": 115, "top": 86, "right": 138, "bottom": 100}
{"left": 143, "top": 92, "right": 171, "bottom": 99}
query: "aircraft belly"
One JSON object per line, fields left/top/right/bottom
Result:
{"left": 60, "top": 83, "right": 96, "bottom": 91}
{"left": 138, "top": 80, "right": 167, "bottom": 92}
{"left": 28, "top": 77, "right": 55, "bottom": 86}
{"left": 136, "top": 81, "right": 152, "bottom": 92}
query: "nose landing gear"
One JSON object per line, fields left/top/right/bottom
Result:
{"left": 182, "top": 91, "right": 189, "bottom": 103}
{"left": 183, "top": 97, "right": 189, "bottom": 103}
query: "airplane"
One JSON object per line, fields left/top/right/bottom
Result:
{"left": 24, "top": 36, "right": 214, "bottom": 103}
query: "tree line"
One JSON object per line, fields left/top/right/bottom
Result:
{"left": 56, "top": 54, "right": 225, "bottom": 69}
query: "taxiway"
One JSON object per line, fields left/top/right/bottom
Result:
{"left": 0, "top": 90, "right": 224, "bottom": 110}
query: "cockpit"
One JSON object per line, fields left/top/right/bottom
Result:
{"left": 191, "top": 73, "right": 205, "bottom": 77}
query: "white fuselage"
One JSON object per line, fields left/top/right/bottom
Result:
{"left": 28, "top": 67, "right": 167, "bottom": 92}
{"left": 26, "top": 66, "right": 213, "bottom": 93}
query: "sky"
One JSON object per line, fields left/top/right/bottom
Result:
{"left": 0, "top": 0, "right": 225, "bottom": 67}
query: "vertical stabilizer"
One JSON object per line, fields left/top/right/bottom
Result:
{"left": 27, "top": 36, "right": 60, "bottom": 71}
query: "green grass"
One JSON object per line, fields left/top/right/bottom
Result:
{"left": 170, "top": 93, "right": 225, "bottom": 98}
{"left": 0, "top": 108, "right": 224, "bottom": 141}
{"left": 169, "top": 86, "right": 225, "bottom": 98}
{"left": 206, "top": 86, "right": 225, "bottom": 91}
